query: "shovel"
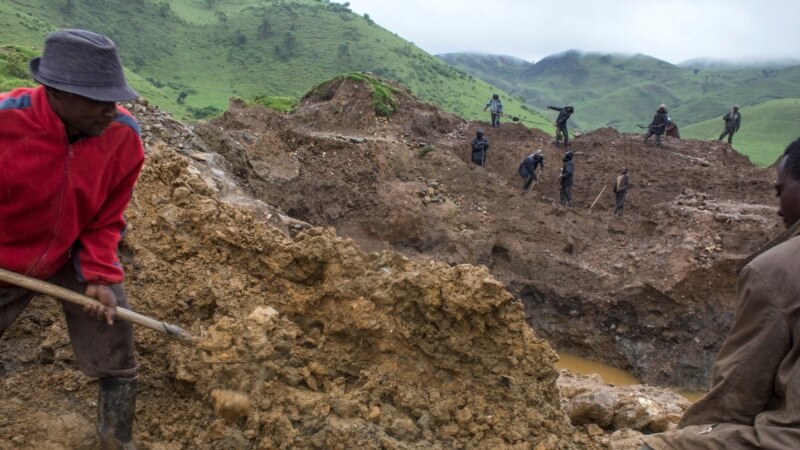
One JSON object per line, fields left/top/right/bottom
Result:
{"left": 0, "top": 267, "right": 197, "bottom": 345}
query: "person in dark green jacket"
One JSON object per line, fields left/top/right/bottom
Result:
{"left": 548, "top": 105, "right": 574, "bottom": 148}
{"left": 718, "top": 105, "right": 742, "bottom": 144}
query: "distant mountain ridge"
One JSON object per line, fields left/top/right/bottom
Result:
{"left": 438, "top": 50, "right": 800, "bottom": 164}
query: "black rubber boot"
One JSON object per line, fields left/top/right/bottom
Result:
{"left": 97, "top": 377, "right": 137, "bottom": 450}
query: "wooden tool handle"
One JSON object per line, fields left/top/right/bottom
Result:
{"left": 0, "top": 267, "right": 196, "bottom": 344}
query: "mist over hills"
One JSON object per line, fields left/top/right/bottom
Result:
{"left": 679, "top": 57, "right": 800, "bottom": 70}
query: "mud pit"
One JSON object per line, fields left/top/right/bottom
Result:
{"left": 0, "top": 75, "right": 781, "bottom": 448}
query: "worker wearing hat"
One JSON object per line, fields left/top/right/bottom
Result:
{"left": 0, "top": 29, "right": 143, "bottom": 449}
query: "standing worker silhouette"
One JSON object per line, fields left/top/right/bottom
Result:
{"left": 484, "top": 93, "right": 503, "bottom": 128}
{"left": 718, "top": 105, "right": 742, "bottom": 145}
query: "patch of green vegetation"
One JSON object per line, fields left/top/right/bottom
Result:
{"left": 303, "top": 72, "right": 400, "bottom": 117}
{"left": 0, "top": 46, "right": 37, "bottom": 91}
{"left": 418, "top": 145, "right": 436, "bottom": 158}
{"left": 343, "top": 72, "right": 398, "bottom": 117}
{"left": 249, "top": 94, "right": 296, "bottom": 113}
{"left": 682, "top": 99, "right": 800, "bottom": 166}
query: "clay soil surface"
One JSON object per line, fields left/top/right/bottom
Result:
{"left": 195, "top": 77, "right": 780, "bottom": 389}
{"left": 0, "top": 75, "right": 781, "bottom": 448}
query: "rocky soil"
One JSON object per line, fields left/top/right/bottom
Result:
{"left": 192, "top": 76, "right": 780, "bottom": 390}
{"left": 0, "top": 74, "right": 782, "bottom": 449}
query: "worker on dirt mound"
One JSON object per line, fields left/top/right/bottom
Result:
{"left": 548, "top": 105, "right": 574, "bottom": 148}
{"left": 642, "top": 136, "right": 800, "bottom": 450}
{"left": 483, "top": 93, "right": 503, "bottom": 128}
{"left": 718, "top": 104, "right": 742, "bottom": 145}
{"left": 471, "top": 128, "right": 490, "bottom": 167}
{"left": 612, "top": 167, "right": 631, "bottom": 217}
{"left": 558, "top": 151, "right": 575, "bottom": 207}
{"left": 0, "top": 30, "right": 144, "bottom": 449}
{"left": 643, "top": 104, "right": 672, "bottom": 147}
{"left": 519, "top": 150, "right": 545, "bottom": 190}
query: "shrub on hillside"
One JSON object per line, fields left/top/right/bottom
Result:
{"left": 3, "top": 49, "right": 29, "bottom": 79}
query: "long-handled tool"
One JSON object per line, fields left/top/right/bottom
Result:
{"left": 588, "top": 185, "right": 607, "bottom": 213}
{"left": 526, "top": 177, "right": 537, "bottom": 192}
{"left": 0, "top": 267, "right": 197, "bottom": 344}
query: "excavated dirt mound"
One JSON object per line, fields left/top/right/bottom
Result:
{"left": 193, "top": 75, "right": 780, "bottom": 390}
{"left": 0, "top": 141, "right": 591, "bottom": 448}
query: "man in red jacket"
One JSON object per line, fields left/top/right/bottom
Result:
{"left": 0, "top": 29, "right": 144, "bottom": 449}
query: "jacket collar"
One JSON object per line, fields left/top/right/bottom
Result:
{"left": 31, "top": 85, "right": 69, "bottom": 141}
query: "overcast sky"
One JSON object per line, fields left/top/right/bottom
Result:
{"left": 339, "top": 0, "right": 800, "bottom": 65}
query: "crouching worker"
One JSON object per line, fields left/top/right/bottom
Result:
{"left": 471, "top": 128, "right": 489, "bottom": 166}
{"left": 642, "top": 137, "right": 800, "bottom": 450}
{"left": 519, "top": 150, "right": 545, "bottom": 190}
{"left": 0, "top": 29, "right": 145, "bottom": 449}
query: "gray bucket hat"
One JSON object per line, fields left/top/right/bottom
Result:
{"left": 29, "top": 29, "right": 138, "bottom": 102}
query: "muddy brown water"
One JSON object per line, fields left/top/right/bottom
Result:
{"left": 556, "top": 352, "right": 706, "bottom": 402}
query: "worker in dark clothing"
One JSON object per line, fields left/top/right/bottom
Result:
{"left": 718, "top": 105, "right": 742, "bottom": 144}
{"left": 470, "top": 128, "right": 489, "bottom": 167}
{"left": 643, "top": 104, "right": 671, "bottom": 147}
{"left": 548, "top": 105, "right": 574, "bottom": 148}
{"left": 484, "top": 94, "right": 503, "bottom": 128}
{"left": 559, "top": 151, "right": 574, "bottom": 207}
{"left": 613, "top": 167, "right": 631, "bottom": 216}
{"left": 519, "top": 150, "right": 545, "bottom": 190}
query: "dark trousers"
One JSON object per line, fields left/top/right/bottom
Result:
{"left": 614, "top": 190, "right": 627, "bottom": 216}
{"left": 522, "top": 174, "right": 537, "bottom": 190}
{"left": 0, "top": 263, "right": 138, "bottom": 379}
{"left": 490, "top": 113, "right": 500, "bottom": 128}
{"left": 471, "top": 150, "right": 486, "bottom": 167}
{"left": 560, "top": 184, "right": 573, "bottom": 206}
{"left": 643, "top": 130, "right": 662, "bottom": 146}
{"left": 556, "top": 124, "right": 569, "bottom": 146}
{"left": 719, "top": 128, "right": 735, "bottom": 144}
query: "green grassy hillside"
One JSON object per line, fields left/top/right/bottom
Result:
{"left": 440, "top": 51, "right": 800, "bottom": 164}
{"left": 0, "top": 0, "right": 550, "bottom": 131}
{"left": 682, "top": 99, "right": 800, "bottom": 166}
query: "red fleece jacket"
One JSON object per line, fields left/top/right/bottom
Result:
{"left": 0, "top": 86, "right": 144, "bottom": 284}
